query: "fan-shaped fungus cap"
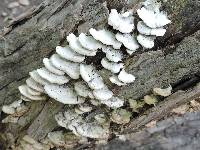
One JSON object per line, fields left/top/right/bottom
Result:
{"left": 50, "top": 54, "right": 80, "bottom": 79}
{"left": 37, "top": 67, "right": 70, "bottom": 85}
{"left": 29, "top": 70, "right": 49, "bottom": 86}
{"left": 101, "top": 58, "right": 124, "bottom": 73}
{"left": 43, "top": 58, "right": 65, "bottom": 75}
{"left": 56, "top": 46, "right": 85, "bottom": 63}
{"left": 44, "top": 84, "right": 85, "bottom": 104}
{"left": 137, "top": 21, "right": 166, "bottom": 36}
{"left": 115, "top": 33, "right": 139, "bottom": 51}
{"left": 67, "top": 33, "right": 97, "bottom": 56}
{"left": 108, "top": 9, "right": 135, "bottom": 33}
{"left": 80, "top": 64, "right": 105, "bottom": 89}
{"left": 78, "top": 33, "right": 103, "bottom": 51}
{"left": 26, "top": 77, "right": 44, "bottom": 93}
{"left": 89, "top": 28, "right": 122, "bottom": 49}
{"left": 137, "top": 6, "right": 171, "bottom": 28}
{"left": 118, "top": 69, "right": 135, "bottom": 84}
{"left": 27, "top": 87, "right": 41, "bottom": 96}
{"left": 102, "top": 46, "right": 123, "bottom": 62}
{"left": 137, "top": 34, "right": 155, "bottom": 49}
{"left": 93, "top": 87, "right": 113, "bottom": 101}
{"left": 19, "top": 85, "right": 46, "bottom": 100}
{"left": 109, "top": 75, "right": 126, "bottom": 86}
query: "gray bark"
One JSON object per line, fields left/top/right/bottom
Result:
{"left": 98, "top": 111, "right": 200, "bottom": 150}
{"left": 0, "top": 0, "right": 199, "bottom": 148}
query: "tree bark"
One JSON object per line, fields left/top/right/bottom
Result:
{"left": 98, "top": 111, "right": 200, "bottom": 150}
{"left": 0, "top": 0, "right": 199, "bottom": 148}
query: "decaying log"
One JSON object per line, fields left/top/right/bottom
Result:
{"left": 0, "top": 0, "right": 199, "bottom": 148}
{"left": 98, "top": 111, "right": 200, "bottom": 150}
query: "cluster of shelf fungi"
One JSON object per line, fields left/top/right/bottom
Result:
{"left": 1, "top": 0, "right": 172, "bottom": 149}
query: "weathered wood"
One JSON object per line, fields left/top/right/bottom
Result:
{"left": 0, "top": 0, "right": 199, "bottom": 148}
{"left": 123, "top": 83, "right": 200, "bottom": 134}
{"left": 98, "top": 111, "right": 200, "bottom": 150}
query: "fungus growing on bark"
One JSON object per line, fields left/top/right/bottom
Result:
{"left": 108, "top": 9, "right": 135, "bottom": 33}
{"left": 89, "top": 28, "right": 122, "bottom": 49}
{"left": 67, "top": 33, "right": 97, "bottom": 56}
{"left": 44, "top": 84, "right": 85, "bottom": 104}
{"left": 56, "top": 46, "right": 85, "bottom": 63}
{"left": 37, "top": 67, "right": 70, "bottom": 85}
{"left": 101, "top": 57, "right": 124, "bottom": 73}
{"left": 50, "top": 54, "right": 80, "bottom": 79}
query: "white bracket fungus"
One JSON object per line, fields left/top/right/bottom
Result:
{"left": 27, "top": 87, "right": 41, "bottom": 96}
{"left": 37, "top": 67, "right": 70, "bottom": 85}
{"left": 80, "top": 64, "right": 105, "bottom": 90}
{"left": 137, "top": 3, "right": 171, "bottom": 28}
{"left": 26, "top": 77, "right": 45, "bottom": 93}
{"left": 13, "top": 0, "right": 171, "bottom": 141}
{"left": 101, "top": 58, "right": 124, "bottom": 73}
{"left": 109, "top": 75, "right": 126, "bottom": 86}
{"left": 19, "top": 85, "right": 46, "bottom": 101}
{"left": 29, "top": 70, "right": 50, "bottom": 86}
{"left": 102, "top": 46, "right": 123, "bottom": 62}
{"left": 43, "top": 58, "right": 65, "bottom": 76}
{"left": 50, "top": 54, "right": 80, "bottom": 79}
{"left": 89, "top": 28, "right": 122, "bottom": 49}
{"left": 108, "top": 9, "right": 135, "bottom": 33}
{"left": 137, "top": 21, "right": 166, "bottom": 36}
{"left": 118, "top": 69, "right": 136, "bottom": 84}
{"left": 137, "top": 34, "right": 155, "bottom": 49}
{"left": 93, "top": 87, "right": 113, "bottom": 101}
{"left": 44, "top": 84, "right": 85, "bottom": 104}
{"left": 115, "top": 33, "right": 139, "bottom": 52}
{"left": 67, "top": 33, "right": 97, "bottom": 56}
{"left": 78, "top": 33, "right": 103, "bottom": 51}
{"left": 56, "top": 46, "right": 85, "bottom": 63}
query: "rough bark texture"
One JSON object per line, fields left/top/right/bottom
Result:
{"left": 0, "top": 0, "right": 200, "bottom": 148}
{"left": 98, "top": 111, "right": 200, "bottom": 150}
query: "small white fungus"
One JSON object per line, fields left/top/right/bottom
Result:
{"left": 109, "top": 75, "right": 126, "bottom": 86}
{"left": 108, "top": 9, "right": 135, "bottom": 33}
{"left": 29, "top": 70, "right": 50, "bottom": 86}
{"left": 115, "top": 33, "right": 139, "bottom": 52}
{"left": 78, "top": 33, "right": 103, "bottom": 51}
{"left": 101, "top": 57, "right": 124, "bottom": 73}
{"left": 37, "top": 67, "right": 70, "bottom": 85}
{"left": 44, "top": 84, "right": 85, "bottom": 104}
{"left": 102, "top": 46, "right": 123, "bottom": 62}
{"left": 137, "top": 34, "right": 155, "bottom": 49}
{"left": 50, "top": 54, "right": 80, "bottom": 79}
{"left": 118, "top": 69, "right": 135, "bottom": 84}
{"left": 89, "top": 28, "right": 122, "bottom": 49}
{"left": 26, "top": 77, "right": 44, "bottom": 93}
{"left": 137, "top": 21, "right": 166, "bottom": 36}
{"left": 43, "top": 58, "right": 65, "bottom": 75}
{"left": 56, "top": 46, "right": 85, "bottom": 63}
{"left": 93, "top": 87, "right": 113, "bottom": 101}
{"left": 67, "top": 33, "right": 97, "bottom": 56}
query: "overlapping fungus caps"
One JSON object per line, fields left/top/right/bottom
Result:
{"left": 11, "top": 0, "right": 171, "bottom": 140}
